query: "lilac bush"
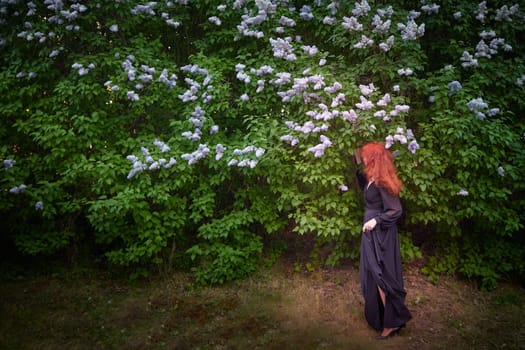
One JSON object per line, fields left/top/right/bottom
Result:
{"left": 0, "top": 0, "right": 523, "bottom": 287}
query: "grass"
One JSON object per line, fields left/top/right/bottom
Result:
{"left": 0, "top": 260, "right": 524, "bottom": 350}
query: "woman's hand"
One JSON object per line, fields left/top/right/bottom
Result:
{"left": 362, "top": 218, "right": 377, "bottom": 232}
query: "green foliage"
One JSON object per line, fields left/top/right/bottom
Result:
{"left": 399, "top": 232, "right": 423, "bottom": 262}
{"left": 187, "top": 210, "right": 263, "bottom": 285}
{"left": 1, "top": 0, "right": 524, "bottom": 287}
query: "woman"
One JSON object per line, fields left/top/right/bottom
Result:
{"left": 355, "top": 142, "right": 412, "bottom": 339}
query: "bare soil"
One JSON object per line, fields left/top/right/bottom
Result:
{"left": 1, "top": 259, "right": 523, "bottom": 350}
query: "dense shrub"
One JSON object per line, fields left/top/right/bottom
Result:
{"left": 1, "top": 0, "right": 523, "bottom": 288}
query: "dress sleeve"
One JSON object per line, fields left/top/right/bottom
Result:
{"left": 375, "top": 187, "right": 402, "bottom": 228}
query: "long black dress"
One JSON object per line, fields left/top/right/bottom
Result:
{"left": 357, "top": 172, "right": 412, "bottom": 331}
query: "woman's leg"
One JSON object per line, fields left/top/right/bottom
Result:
{"left": 377, "top": 286, "right": 399, "bottom": 337}
{"left": 377, "top": 286, "right": 386, "bottom": 306}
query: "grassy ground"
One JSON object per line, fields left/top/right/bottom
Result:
{"left": 0, "top": 260, "right": 524, "bottom": 350}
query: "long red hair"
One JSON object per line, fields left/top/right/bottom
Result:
{"left": 360, "top": 142, "right": 402, "bottom": 195}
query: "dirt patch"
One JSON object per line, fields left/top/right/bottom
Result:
{"left": 0, "top": 261, "right": 523, "bottom": 350}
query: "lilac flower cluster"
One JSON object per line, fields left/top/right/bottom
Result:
{"left": 280, "top": 134, "right": 300, "bottom": 146}
{"left": 322, "top": 16, "right": 337, "bottom": 26}
{"left": 340, "top": 5, "right": 409, "bottom": 52}
{"left": 342, "top": 16, "right": 363, "bottom": 31}
{"left": 475, "top": 1, "right": 488, "bottom": 22}
{"left": 338, "top": 184, "right": 349, "bottom": 192}
{"left": 234, "top": 0, "right": 276, "bottom": 39}
{"left": 43, "top": 0, "right": 86, "bottom": 27}
{"left": 372, "top": 12, "right": 392, "bottom": 34}
{"left": 16, "top": 71, "right": 37, "bottom": 79}
{"left": 126, "top": 141, "right": 177, "bottom": 179}
{"left": 3, "top": 159, "right": 15, "bottom": 171}
{"left": 308, "top": 135, "right": 332, "bottom": 158}
{"left": 466, "top": 98, "right": 500, "bottom": 119}
{"left": 178, "top": 64, "right": 212, "bottom": 103}
{"left": 397, "top": 18, "right": 425, "bottom": 41}
{"left": 280, "top": 15, "right": 296, "bottom": 27}
{"left": 272, "top": 67, "right": 418, "bottom": 156}
{"left": 448, "top": 81, "right": 462, "bottom": 96}
{"left": 495, "top": 4, "right": 521, "bottom": 21}
{"left": 270, "top": 37, "right": 297, "bottom": 61}
{"left": 421, "top": 3, "right": 440, "bottom": 15}
{"left": 475, "top": 31, "right": 512, "bottom": 59}
{"left": 124, "top": 54, "right": 263, "bottom": 176}
{"left": 352, "top": 0, "right": 371, "bottom": 17}
{"left": 4, "top": 157, "right": 43, "bottom": 209}
{"left": 397, "top": 68, "right": 414, "bottom": 76}
{"left": 131, "top": 2, "right": 182, "bottom": 28}
{"left": 385, "top": 127, "right": 419, "bottom": 154}
{"left": 299, "top": 5, "right": 314, "bottom": 21}
{"left": 182, "top": 105, "right": 209, "bottom": 141}
{"left": 120, "top": 55, "right": 175, "bottom": 95}
{"left": 131, "top": 3, "right": 158, "bottom": 16}
{"left": 460, "top": 51, "right": 478, "bottom": 68}
{"left": 227, "top": 145, "right": 265, "bottom": 168}
{"left": 458, "top": 4, "right": 520, "bottom": 67}
{"left": 72, "top": 62, "right": 95, "bottom": 76}
{"left": 356, "top": 96, "right": 374, "bottom": 110}
{"left": 215, "top": 144, "right": 225, "bottom": 161}
{"left": 12, "top": 0, "right": 443, "bottom": 185}
{"left": 276, "top": 74, "right": 328, "bottom": 103}
{"left": 182, "top": 144, "right": 210, "bottom": 165}
{"left": 456, "top": 189, "right": 469, "bottom": 196}
{"left": 209, "top": 16, "right": 221, "bottom": 26}
{"left": 17, "top": 21, "right": 48, "bottom": 42}
{"left": 9, "top": 184, "right": 27, "bottom": 194}
{"left": 354, "top": 35, "right": 374, "bottom": 49}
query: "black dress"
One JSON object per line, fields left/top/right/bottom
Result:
{"left": 357, "top": 172, "right": 412, "bottom": 331}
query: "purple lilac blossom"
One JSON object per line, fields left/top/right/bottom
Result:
{"left": 359, "top": 83, "right": 375, "bottom": 96}
{"left": 495, "top": 4, "right": 520, "bottom": 22}
{"left": 475, "top": 1, "right": 488, "bottom": 22}
{"left": 352, "top": 0, "right": 371, "bottom": 17}
{"left": 181, "top": 144, "right": 210, "bottom": 165}
{"left": 342, "top": 16, "right": 363, "bottom": 31}
{"left": 354, "top": 35, "right": 374, "bottom": 49}
{"left": 397, "top": 18, "right": 425, "bottom": 41}
{"left": 448, "top": 81, "right": 462, "bottom": 96}
{"left": 397, "top": 68, "right": 413, "bottom": 76}
{"left": 460, "top": 51, "right": 478, "bottom": 68}
{"left": 408, "top": 140, "right": 420, "bottom": 154}
{"left": 153, "top": 139, "right": 170, "bottom": 153}
{"left": 10, "top": 184, "right": 27, "bottom": 194}
{"left": 342, "top": 110, "right": 358, "bottom": 122}
{"left": 299, "top": 5, "right": 314, "bottom": 20}
{"left": 4, "top": 159, "right": 15, "bottom": 170}
{"left": 372, "top": 15, "right": 391, "bottom": 34}
{"left": 379, "top": 35, "right": 395, "bottom": 51}
{"left": 356, "top": 96, "right": 374, "bottom": 110}
{"left": 421, "top": 4, "right": 440, "bottom": 14}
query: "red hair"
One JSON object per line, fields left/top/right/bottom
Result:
{"left": 360, "top": 142, "right": 402, "bottom": 195}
